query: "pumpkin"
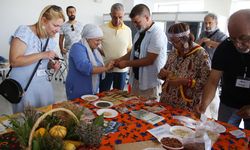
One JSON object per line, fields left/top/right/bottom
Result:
{"left": 49, "top": 125, "right": 67, "bottom": 138}
{"left": 64, "top": 142, "right": 76, "bottom": 150}
{"left": 34, "top": 127, "right": 46, "bottom": 137}
{"left": 64, "top": 140, "right": 82, "bottom": 147}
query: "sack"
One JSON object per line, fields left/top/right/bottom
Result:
{"left": 0, "top": 78, "right": 24, "bottom": 104}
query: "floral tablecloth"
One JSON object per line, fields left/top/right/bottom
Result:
{"left": 0, "top": 90, "right": 249, "bottom": 150}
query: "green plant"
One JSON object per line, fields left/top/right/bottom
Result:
{"left": 75, "top": 115, "right": 104, "bottom": 147}
{"left": 33, "top": 132, "right": 64, "bottom": 150}
{"left": 5, "top": 106, "right": 42, "bottom": 147}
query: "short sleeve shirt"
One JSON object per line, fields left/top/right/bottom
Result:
{"left": 59, "top": 21, "right": 83, "bottom": 50}
{"left": 212, "top": 38, "right": 250, "bottom": 108}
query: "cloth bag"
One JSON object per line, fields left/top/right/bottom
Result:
{"left": 0, "top": 38, "right": 49, "bottom": 103}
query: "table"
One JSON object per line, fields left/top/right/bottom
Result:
{"left": 0, "top": 90, "right": 249, "bottom": 150}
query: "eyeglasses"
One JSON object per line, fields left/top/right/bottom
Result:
{"left": 230, "top": 35, "right": 250, "bottom": 46}
{"left": 71, "top": 25, "right": 74, "bottom": 31}
{"left": 169, "top": 37, "right": 182, "bottom": 45}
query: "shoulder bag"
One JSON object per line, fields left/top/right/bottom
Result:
{"left": 0, "top": 38, "right": 49, "bottom": 103}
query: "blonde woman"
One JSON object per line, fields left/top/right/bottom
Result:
{"left": 9, "top": 5, "right": 65, "bottom": 113}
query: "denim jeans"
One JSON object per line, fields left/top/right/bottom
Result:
{"left": 99, "top": 72, "right": 127, "bottom": 92}
{"left": 218, "top": 103, "right": 250, "bottom": 130}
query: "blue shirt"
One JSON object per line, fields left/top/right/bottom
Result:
{"left": 65, "top": 42, "right": 102, "bottom": 100}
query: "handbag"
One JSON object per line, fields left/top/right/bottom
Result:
{"left": 0, "top": 38, "right": 49, "bottom": 104}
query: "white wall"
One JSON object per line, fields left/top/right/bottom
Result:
{"left": 0, "top": 0, "right": 122, "bottom": 58}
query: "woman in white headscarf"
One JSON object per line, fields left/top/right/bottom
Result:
{"left": 66, "top": 24, "right": 114, "bottom": 100}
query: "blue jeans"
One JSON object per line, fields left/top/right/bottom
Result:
{"left": 218, "top": 103, "right": 250, "bottom": 130}
{"left": 99, "top": 72, "right": 127, "bottom": 92}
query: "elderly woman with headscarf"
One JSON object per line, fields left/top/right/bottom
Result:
{"left": 65, "top": 24, "right": 114, "bottom": 100}
{"left": 158, "top": 23, "right": 211, "bottom": 111}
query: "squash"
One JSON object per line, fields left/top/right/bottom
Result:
{"left": 49, "top": 125, "right": 67, "bottom": 138}
{"left": 64, "top": 140, "right": 82, "bottom": 147}
{"left": 34, "top": 127, "right": 46, "bottom": 137}
{"left": 64, "top": 142, "right": 76, "bottom": 150}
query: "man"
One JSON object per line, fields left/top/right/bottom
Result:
{"left": 196, "top": 9, "right": 250, "bottom": 130}
{"left": 197, "top": 13, "right": 228, "bottom": 60}
{"left": 116, "top": 4, "right": 167, "bottom": 100}
{"left": 99, "top": 3, "right": 132, "bottom": 92}
{"left": 59, "top": 6, "right": 83, "bottom": 59}
{"left": 197, "top": 13, "right": 228, "bottom": 120}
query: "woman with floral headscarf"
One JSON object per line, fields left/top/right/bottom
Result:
{"left": 66, "top": 24, "right": 114, "bottom": 100}
{"left": 158, "top": 23, "right": 211, "bottom": 111}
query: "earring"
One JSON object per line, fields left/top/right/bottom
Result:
{"left": 42, "top": 25, "right": 45, "bottom": 30}
{"left": 184, "top": 42, "right": 189, "bottom": 49}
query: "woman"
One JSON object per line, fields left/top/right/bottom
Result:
{"left": 66, "top": 24, "right": 114, "bottom": 100}
{"left": 158, "top": 23, "right": 211, "bottom": 111}
{"left": 9, "top": 5, "right": 65, "bottom": 113}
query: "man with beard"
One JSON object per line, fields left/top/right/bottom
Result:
{"left": 99, "top": 3, "right": 132, "bottom": 92}
{"left": 196, "top": 9, "right": 250, "bottom": 130}
{"left": 197, "top": 13, "right": 227, "bottom": 120}
{"left": 59, "top": 6, "right": 83, "bottom": 59}
{"left": 197, "top": 13, "right": 227, "bottom": 60}
{"left": 115, "top": 4, "right": 167, "bottom": 100}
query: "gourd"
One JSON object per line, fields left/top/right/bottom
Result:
{"left": 34, "top": 127, "right": 46, "bottom": 137}
{"left": 49, "top": 125, "right": 67, "bottom": 138}
{"left": 64, "top": 142, "right": 76, "bottom": 150}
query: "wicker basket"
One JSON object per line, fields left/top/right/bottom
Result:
{"left": 27, "top": 108, "right": 79, "bottom": 150}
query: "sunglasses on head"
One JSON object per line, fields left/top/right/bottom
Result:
{"left": 49, "top": 5, "right": 62, "bottom": 12}
{"left": 71, "top": 25, "right": 74, "bottom": 31}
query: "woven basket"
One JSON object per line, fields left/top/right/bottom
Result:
{"left": 27, "top": 108, "right": 79, "bottom": 150}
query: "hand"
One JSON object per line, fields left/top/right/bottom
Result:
{"left": 199, "top": 37, "right": 210, "bottom": 45}
{"left": 202, "top": 38, "right": 216, "bottom": 49}
{"left": 113, "top": 58, "right": 121, "bottom": 67}
{"left": 43, "top": 51, "right": 58, "bottom": 60}
{"left": 48, "top": 59, "right": 61, "bottom": 72}
{"left": 237, "top": 105, "right": 250, "bottom": 119}
{"left": 61, "top": 48, "right": 68, "bottom": 55}
{"left": 116, "top": 60, "right": 129, "bottom": 69}
{"left": 105, "top": 60, "right": 115, "bottom": 71}
{"left": 158, "top": 68, "right": 169, "bottom": 79}
{"left": 195, "top": 101, "right": 207, "bottom": 114}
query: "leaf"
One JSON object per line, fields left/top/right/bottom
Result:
{"left": 93, "top": 115, "right": 104, "bottom": 127}
{"left": 32, "top": 139, "right": 40, "bottom": 150}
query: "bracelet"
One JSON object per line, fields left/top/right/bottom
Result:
{"left": 187, "top": 78, "right": 196, "bottom": 88}
{"left": 191, "top": 79, "right": 196, "bottom": 88}
{"left": 180, "top": 85, "right": 193, "bottom": 103}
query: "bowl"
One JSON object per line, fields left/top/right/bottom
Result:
{"left": 170, "top": 126, "right": 195, "bottom": 138}
{"left": 159, "top": 134, "right": 184, "bottom": 150}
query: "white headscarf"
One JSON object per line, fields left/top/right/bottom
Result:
{"left": 81, "top": 24, "right": 103, "bottom": 39}
{"left": 81, "top": 24, "right": 104, "bottom": 94}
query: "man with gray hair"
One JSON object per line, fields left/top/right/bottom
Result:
{"left": 99, "top": 3, "right": 132, "bottom": 92}
{"left": 198, "top": 13, "right": 228, "bottom": 60}
{"left": 197, "top": 13, "right": 227, "bottom": 120}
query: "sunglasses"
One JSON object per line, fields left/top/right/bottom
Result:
{"left": 48, "top": 5, "right": 63, "bottom": 12}
{"left": 71, "top": 24, "right": 75, "bottom": 31}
